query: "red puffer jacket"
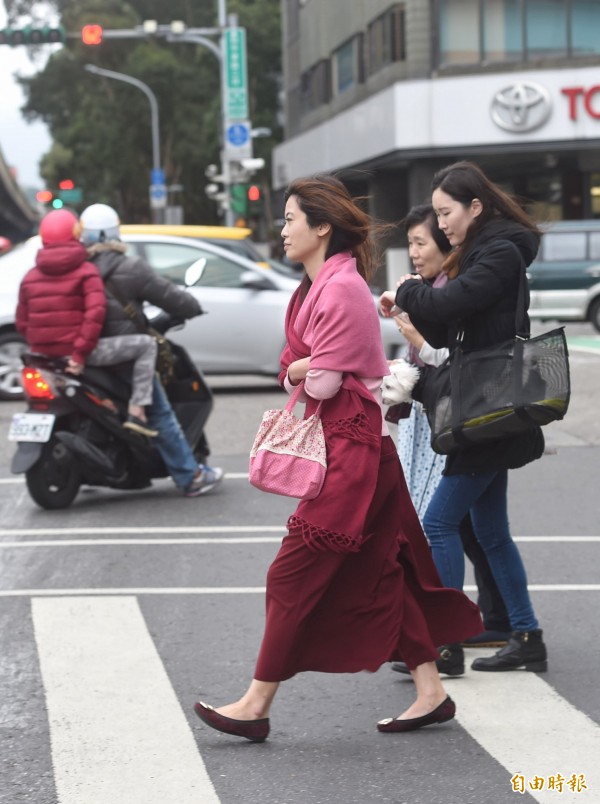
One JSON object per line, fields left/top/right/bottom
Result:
{"left": 16, "top": 240, "right": 106, "bottom": 365}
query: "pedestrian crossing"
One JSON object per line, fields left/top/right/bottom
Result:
{"left": 32, "top": 596, "right": 220, "bottom": 804}
{"left": 23, "top": 592, "right": 600, "bottom": 804}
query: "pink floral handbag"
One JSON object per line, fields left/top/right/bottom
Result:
{"left": 249, "top": 382, "right": 327, "bottom": 500}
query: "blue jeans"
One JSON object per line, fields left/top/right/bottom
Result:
{"left": 146, "top": 376, "right": 198, "bottom": 488}
{"left": 423, "top": 470, "right": 538, "bottom": 632}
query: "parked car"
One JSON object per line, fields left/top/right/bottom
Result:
{"left": 119, "top": 224, "right": 271, "bottom": 268}
{"left": 528, "top": 219, "right": 600, "bottom": 332}
{"left": 0, "top": 233, "right": 404, "bottom": 399}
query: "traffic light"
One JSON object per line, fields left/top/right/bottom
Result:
{"left": 58, "top": 179, "right": 75, "bottom": 190}
{"left": 35, "top": 190, "right": 53, "bottom": 205}
{"left": 0, "top": 25, "right": 65, "bottom": 46}
{"left": 230, "top": 184, "right": 249, "bottom": 218}
{"left": 247, "top": 184, "right": 263, "bottom": 216}
{"left": 81, "top": 24, "right": 103, "bottom": 45}
{"left": 51, "top": 198, "right": 64, "bottom": 209}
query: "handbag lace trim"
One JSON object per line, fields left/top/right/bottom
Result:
{"left": 288, "top": 514, "right": 368, "bottom": 554}
{"left": 321, "top": 411, "right": 380, "bottom": 446}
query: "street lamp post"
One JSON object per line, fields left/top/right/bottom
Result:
{"left": 84, "top": 64, "right": 166, "bottom": 223}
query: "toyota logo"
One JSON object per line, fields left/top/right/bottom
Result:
{"left": 491, "top": 81, "right": 552, "bottom": 133}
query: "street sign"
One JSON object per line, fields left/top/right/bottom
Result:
{"left": 224, "top": 27, "right": 248, "bottom": 121}
{"left": 57, "top": 187, "right": 82, "bottom": 204}
{"left": 149, "top": 183, "right": 167, "bottom": 209}
{"left": 224, "top": 121, "right": 252, "bottom": 160}
{"left": 226, "top": 123, "right": 249, "bottom": 147}
{"left": 151, "top": 168, "right": 166, "bottom": 185}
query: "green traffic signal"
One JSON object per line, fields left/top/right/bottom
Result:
{"left": 0, "top": 25, "right": 65, "bottom": 46}
{"left": 230, "top": 183, "right": 249, "bottom": 218}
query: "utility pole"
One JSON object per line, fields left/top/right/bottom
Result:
{"left": 79, "top": 2, "right": 264, "bottom": 225}
{"left": 84, "top": 64, "right": 166, "bottom": 224}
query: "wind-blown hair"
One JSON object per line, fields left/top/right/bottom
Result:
{"left": 284, "top": 174, "right": 389, "bottom": 284}
{"left": 431, "top": 161, "right": 540, "bottom": 276}
{"left": 403, "top": 203, "right": 451, "bottom": 256}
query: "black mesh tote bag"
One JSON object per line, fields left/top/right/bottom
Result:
{"left": 421, "top": 251, "right": 571, "bottom": 455}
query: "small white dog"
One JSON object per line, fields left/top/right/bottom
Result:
{"left": 381, "top": 359, "right": 420, "bottom": 406}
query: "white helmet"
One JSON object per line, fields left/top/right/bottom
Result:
{"left": 80, "top": 203, "right": 121, "bottom": 245}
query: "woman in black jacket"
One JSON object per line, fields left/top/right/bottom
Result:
{"left": 380, "top": 161, "right": 547, "bottom": 673}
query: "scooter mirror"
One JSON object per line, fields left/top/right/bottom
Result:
{"left": 185, "top": 258, "right": 207, "bottom": 287}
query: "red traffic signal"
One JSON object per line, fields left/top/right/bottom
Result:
{"left": 247, "top": 185, "right": 261, "bottom": 202}
{"left": 36, "top": 190, "right": 53, "bottom": 204}
{"left": 58, "top": 179, "right": 75, "bottom": 190}
{"left": 81, "top": 24, "right": 103, "bottom": 45}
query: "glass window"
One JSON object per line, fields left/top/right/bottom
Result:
{"left": 334, "top": 39, "right": 357, "bottom": 94}
{"left": 483, "top": 0, "right": 522, "bottom": 62}
{"left": 141, "top": 242, "right": 246, "bottom": 288}
{"left": 439, "top": 0, "right": 480, "bottom": 65}
{"left": 590, "top": 172, "right": 600, "bottom": 218}
{"left": 525, "top": 0, "right": 567, "bottom": 58}
{"left": 300, "top": 59, "right": 331, "bottom": 112}
{"left": 571, "top": 0, "right": 600, "bottom": 55}
{"left": 589, "top": 233, "right": 600, "bottom": 259}
{"left": 542, "top": 233, "right": 587, "bottom": 261}
{"left": 368, "top": 4, "right": 405, "bottom": 75}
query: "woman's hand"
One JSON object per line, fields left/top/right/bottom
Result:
{"left": 396, "top": 273, "right": 423, "bottom": 287}
{"left": 287, "top": 356, "right": 310, "bottom": 385}
{"left": 394, "top": 313, "right": 424, "bottom": 351}
{"left": 379, "top": 290, "right": 398, "bottom": 318}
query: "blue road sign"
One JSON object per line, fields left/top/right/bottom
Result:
{"left": 151, "top": 168, "right": 166, "bottom": 185}
{"left": 149, "top": 183, "right": 167, "bottom": 209}
{"left": 227, "top": 123, "right": 250, "bottom": 147}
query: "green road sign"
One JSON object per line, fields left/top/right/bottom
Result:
{"left": 224, "top": 27, "right": 248, "bottom": 121}
{"left": 58, "top": 188, "right": 83, "bottom": 204}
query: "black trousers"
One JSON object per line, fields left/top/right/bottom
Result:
{"left": 460, "top": 515, "right": 511, "bottom": 632}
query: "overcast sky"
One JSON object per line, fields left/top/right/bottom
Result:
{"left": 0, "top": 2, "right": 52, "bottom": 188}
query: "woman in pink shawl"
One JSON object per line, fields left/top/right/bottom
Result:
{"left": 194, "top": 174, "right": 482, "bottom": 742}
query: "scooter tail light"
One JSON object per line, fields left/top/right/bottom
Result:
{"left": 21, "top": 368, "right": 55, "bottom": 400}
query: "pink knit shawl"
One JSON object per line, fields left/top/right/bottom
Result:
{"left": 281, "top": 251, "right": 390, "bottom": 378}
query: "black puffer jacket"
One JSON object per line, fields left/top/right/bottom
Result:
{"left": 395, "top": 219, "right": 545, "bottom": 475}
{"left": 88, "top": 241, "right": 202, "bottom": 337}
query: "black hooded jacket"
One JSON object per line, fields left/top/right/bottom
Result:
{"left": 87, "top": 240, "right": 202, "bottom": 337}
{"left": 395, "top": 219, "right": 545, "bottom": 475}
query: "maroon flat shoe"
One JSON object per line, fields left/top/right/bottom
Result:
{"left": 193, "top": 701, "right": 270, "bottom": 742}
{"left": 377, "top": 696, "right": 456, "bottom": 733}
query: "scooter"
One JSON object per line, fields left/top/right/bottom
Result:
{"left": 8, "top": 313, "right": 213, "bottom": 510}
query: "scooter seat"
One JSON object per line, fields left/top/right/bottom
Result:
{"left": 82, "top": 364, "right": 133, "bottom": 402}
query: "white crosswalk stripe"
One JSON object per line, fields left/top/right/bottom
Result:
{"left": 455, "top": 652, "right": 600, "bottom": 803}
{"left": 28, "top": 593, "right": 600, "bottom": 804}
{"left": 32, "top": 596, "right": 220, "bottom": 804}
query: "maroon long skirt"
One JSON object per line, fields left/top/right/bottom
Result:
{"left": 254, "top": 436, "right": 482, "bottom": 682}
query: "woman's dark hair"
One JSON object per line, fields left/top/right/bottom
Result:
{"left": 284, "top": 173, "right": 390, "bottom": 284}
{"left": 431, "top": 160, "right": 540, "bottom": 274}
{"left": 403, "top": 203, "right": 451, "bottom": 256}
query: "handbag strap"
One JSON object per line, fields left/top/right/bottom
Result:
{"left": 453, "top": 239, "right": 531, "bottom": 347}
{"left": 105, "top": 279, "right": 150, "bottom": 335}
{"left": 284, "top": 380, "right": 324, "bottom": 414}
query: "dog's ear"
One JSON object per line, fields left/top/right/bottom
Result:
{"left": 381, "top": 360, "right": 420, "bottom": 405}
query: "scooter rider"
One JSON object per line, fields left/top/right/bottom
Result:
{"left": 79, "top": 203, "right": 223, "bottom": 497}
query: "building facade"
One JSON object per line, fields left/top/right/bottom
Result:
{"left": 274, "top": 0, "right": 600, "bottom": 235}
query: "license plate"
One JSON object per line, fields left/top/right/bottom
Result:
{"left": 8, "top": 413, "right": 56, "bottom": 443}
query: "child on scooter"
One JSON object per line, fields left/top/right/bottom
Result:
{"left": 15, "top": 208, "right": 158, "bottom": 437}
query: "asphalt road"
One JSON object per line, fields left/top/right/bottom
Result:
{"left": 0, "top": 323, "right": 599, "bottom": 804}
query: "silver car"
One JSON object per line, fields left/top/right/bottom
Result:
{"left": 0, "top": 233, "right": 404, "bottom": 399}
